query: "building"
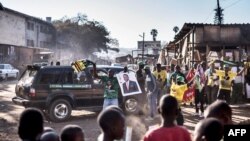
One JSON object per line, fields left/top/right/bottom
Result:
{"left": 137, "top": 41, "right": 161, "bottom": 55}
{"left": 115, "top": 54, "right": 133, "bottom": 65}
{"left": 164, "top": 23, "right": 250, "bottom": 67}
{"left": 0, "top": 6, "right": 56, "bottom": 68}
{"left": 134, "top": 41, "right": 161, "bottom": 65}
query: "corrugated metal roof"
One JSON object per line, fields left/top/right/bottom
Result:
{"left": 173, "top": 23, "right": 250, "bottom": 42}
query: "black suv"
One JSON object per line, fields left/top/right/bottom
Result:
{"left": 12, "top": 65, "right": 140, "bottom": 122}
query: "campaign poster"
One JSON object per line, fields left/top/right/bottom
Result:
{"left": 117, "top": 72, "right": 142, "bottom": 96}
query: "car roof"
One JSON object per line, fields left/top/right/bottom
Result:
{"left": 95, "top": 65, "right": 124, "bottom": 69}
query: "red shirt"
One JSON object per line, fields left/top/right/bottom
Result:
{"left": 143, "top": 126, "right": 192, "bottom": 141}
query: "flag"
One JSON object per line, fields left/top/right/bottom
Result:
{"left": 182, "top": 87, "right": 195, "bottom": 103}
{"left": 170, "top": 83, "right": 188, "bottom": 102}
{"left": 71, "top": 59, "right": 90, "bottom": 72}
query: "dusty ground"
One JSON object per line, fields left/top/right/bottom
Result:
{"left": 0, "top": 80, "right": 250, "bottom": 141}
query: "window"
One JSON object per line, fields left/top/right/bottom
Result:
{"left": 0, "top": 65, "right": 4, "bottom": 69}
{"left": 27, "top": 22, "right": 34, "bottom": 30}
{"left": 40, "top": 41, "right": 50, "bottom": 47}
{"left": 27, "top": 39, "right": 34, "bottom": 47}
{"left": 38, "top": 70, "right": 62, "bottom": 84}
{"left": 40, "top": 26, "right": 50, "bottom": 33}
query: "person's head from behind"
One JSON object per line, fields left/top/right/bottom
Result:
{"left": 156, "top": 63, "right": 161, "bottom": 72}
{"left": 18, "top": 108, "right": 44, "bottom": 140}
{"left": 124, "top": 66, "right": 128, "bottom": 72}
{"left": 138, "top": 61, "right": 144, "bottom": 70}
{"left": 43, "top": 126, "right": 56, "bottom": 133}
{"left": 108, "top": 69, "right": 114, "bottom": 78}
{"left": 194, "top": 118, "right": 223, "bottom": 141}
{"left": 56, "top": 61, "right": 60, "bottom": 66}
{"left": 123, "top": 74, "right": 129, "bottom": 82}
{"left": 158, "top": 95, "right": 178, "bottom": 123}
{"left": 40, "top": 131, "right": 60, "bottom": 141}
{"left": 61, "top": 125, "right": 84, "bottom": 141}
{"left": 97, "top": 106, "right": 125, "bottom": 140}
{"left": 175, "top": 65, "right": 181, "bottom": 73}
{"left": 205, "top": 100, "right": 232, "bottom": 125}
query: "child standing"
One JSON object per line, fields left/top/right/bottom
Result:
{"left": 143, "top": 95, "right": 191, "bottom": 141}
{"left": 97, "top": 106, "right": 125, "bottom": 141}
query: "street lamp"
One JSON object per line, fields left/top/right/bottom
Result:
{"left": 139, "top": 33, "right": 145, "bottom": 62}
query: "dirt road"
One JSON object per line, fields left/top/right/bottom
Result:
{"left": 0, "top": 80, "right": 250, "bottom": 141}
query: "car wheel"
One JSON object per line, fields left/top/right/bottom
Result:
{"left": 4, "top": 74, "right": 8, "bottom": 81}
{"left": 49, "top": 99, "right": 72, "bottom": 122}
{"left": 124, "top": 97, "right": 139, "bottom": 114}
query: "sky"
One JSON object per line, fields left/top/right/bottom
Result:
{"left": 1, "top": 0, "right": 250, "bottom": 49}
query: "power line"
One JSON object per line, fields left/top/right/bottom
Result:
{"left": 224, "top": 0, "right": 244, "bottom": 9}
{"left": 204, "top": 10, "right": 214, "bottom": 23}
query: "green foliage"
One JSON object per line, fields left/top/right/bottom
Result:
{"left": 53, "top": 13, "right": 119, "bottom": 57}
{"left": 150, "top": 29, "right": 158, "bottom": 41}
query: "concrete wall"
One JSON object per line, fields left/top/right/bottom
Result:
{"left": 0, "top": 11, "right": 25, "bottom": 46}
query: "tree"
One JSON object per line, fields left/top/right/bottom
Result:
{"left": 214, "top": 0, "right": 224, "bottom": 24}
{"left": 173, "top": 26, "right": 179, "bottom": 35}
{"left": 150, "top": 29, "right": 158, "bottom": 41}
{"left": 53, "top": 14, "right": 119, "bottom": 58}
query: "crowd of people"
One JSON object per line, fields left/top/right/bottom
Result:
{"left": 17, "top": 59, "right": 250, "bottom": 141}
{"left": 18, "top": 96, "right": 238, "bottom": 141}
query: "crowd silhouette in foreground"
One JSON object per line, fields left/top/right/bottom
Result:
{"left": 17, "top": 95, "right": 250, "bottom": 141}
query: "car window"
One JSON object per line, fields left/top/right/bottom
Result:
{"left": 38, "top": 70, "right": 62, "bottom": 84}
{"left": 0, "top": 65, "right": 4, "bottom": 69}
{"left": 19, "top": 69, "right": 38, "bottom": 85}
{"left": 61, "top": 69, "right": 73, "bottom": 84}
{"left": 73, "top": 70, "right": 93, "bottom": 84}
{"left": 6, "top": 65, "right": 11, "bottom": 69}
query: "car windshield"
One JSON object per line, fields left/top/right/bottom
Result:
{"left": 0, "top": 65, "right": 4, "bottom": 69}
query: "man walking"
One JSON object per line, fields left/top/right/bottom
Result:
{"left": 145, "top": 66, "right": 157, "bottom": 120}
{"left": 205, "top": 62, "right": 218, "bottom": 104}
{"left": 153, "top": 63, "right": 167, "bottom": 103}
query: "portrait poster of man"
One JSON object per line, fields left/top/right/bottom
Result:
{"left": 117, "top": 72, "right": 142, "bottom": 96}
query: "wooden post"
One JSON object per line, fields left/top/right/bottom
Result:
{"left": 192, "top": 27, "right": 195, "bottom": 67}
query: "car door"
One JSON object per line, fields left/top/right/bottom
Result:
{"left": 69, "top": 68, "right": 95, "bottom": 107}
{"left": 5, "top": 65, "right": 11, "bottom": 77}
{"left": 91, "top": 69, "right": 107, "bottom": 107}
{"left": 8, "top": 64, "right": 15, "bottom": 77}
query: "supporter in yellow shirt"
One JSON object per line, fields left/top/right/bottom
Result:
{"left": 153, "top": 63, "right": 167, "bottom": 105}
{"left": 215, "top": 64, "right": 245, "bottom": 103}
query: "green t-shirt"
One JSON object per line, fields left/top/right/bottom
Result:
{"left": 100, "top": 76, "right": 119, "bottom": 99}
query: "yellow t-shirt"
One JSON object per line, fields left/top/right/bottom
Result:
{"left": 215, "top": 70, "right": 237, "bottom": 90}
{"left": 153, "top": 70, "right": 167, "bottom": 87}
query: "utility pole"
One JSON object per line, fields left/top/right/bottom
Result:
{"left": 139, "top": 33, "right": 145, "bottom": 62}
{"left": 214, "top": 0, "right": 224, "bottom": 24}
